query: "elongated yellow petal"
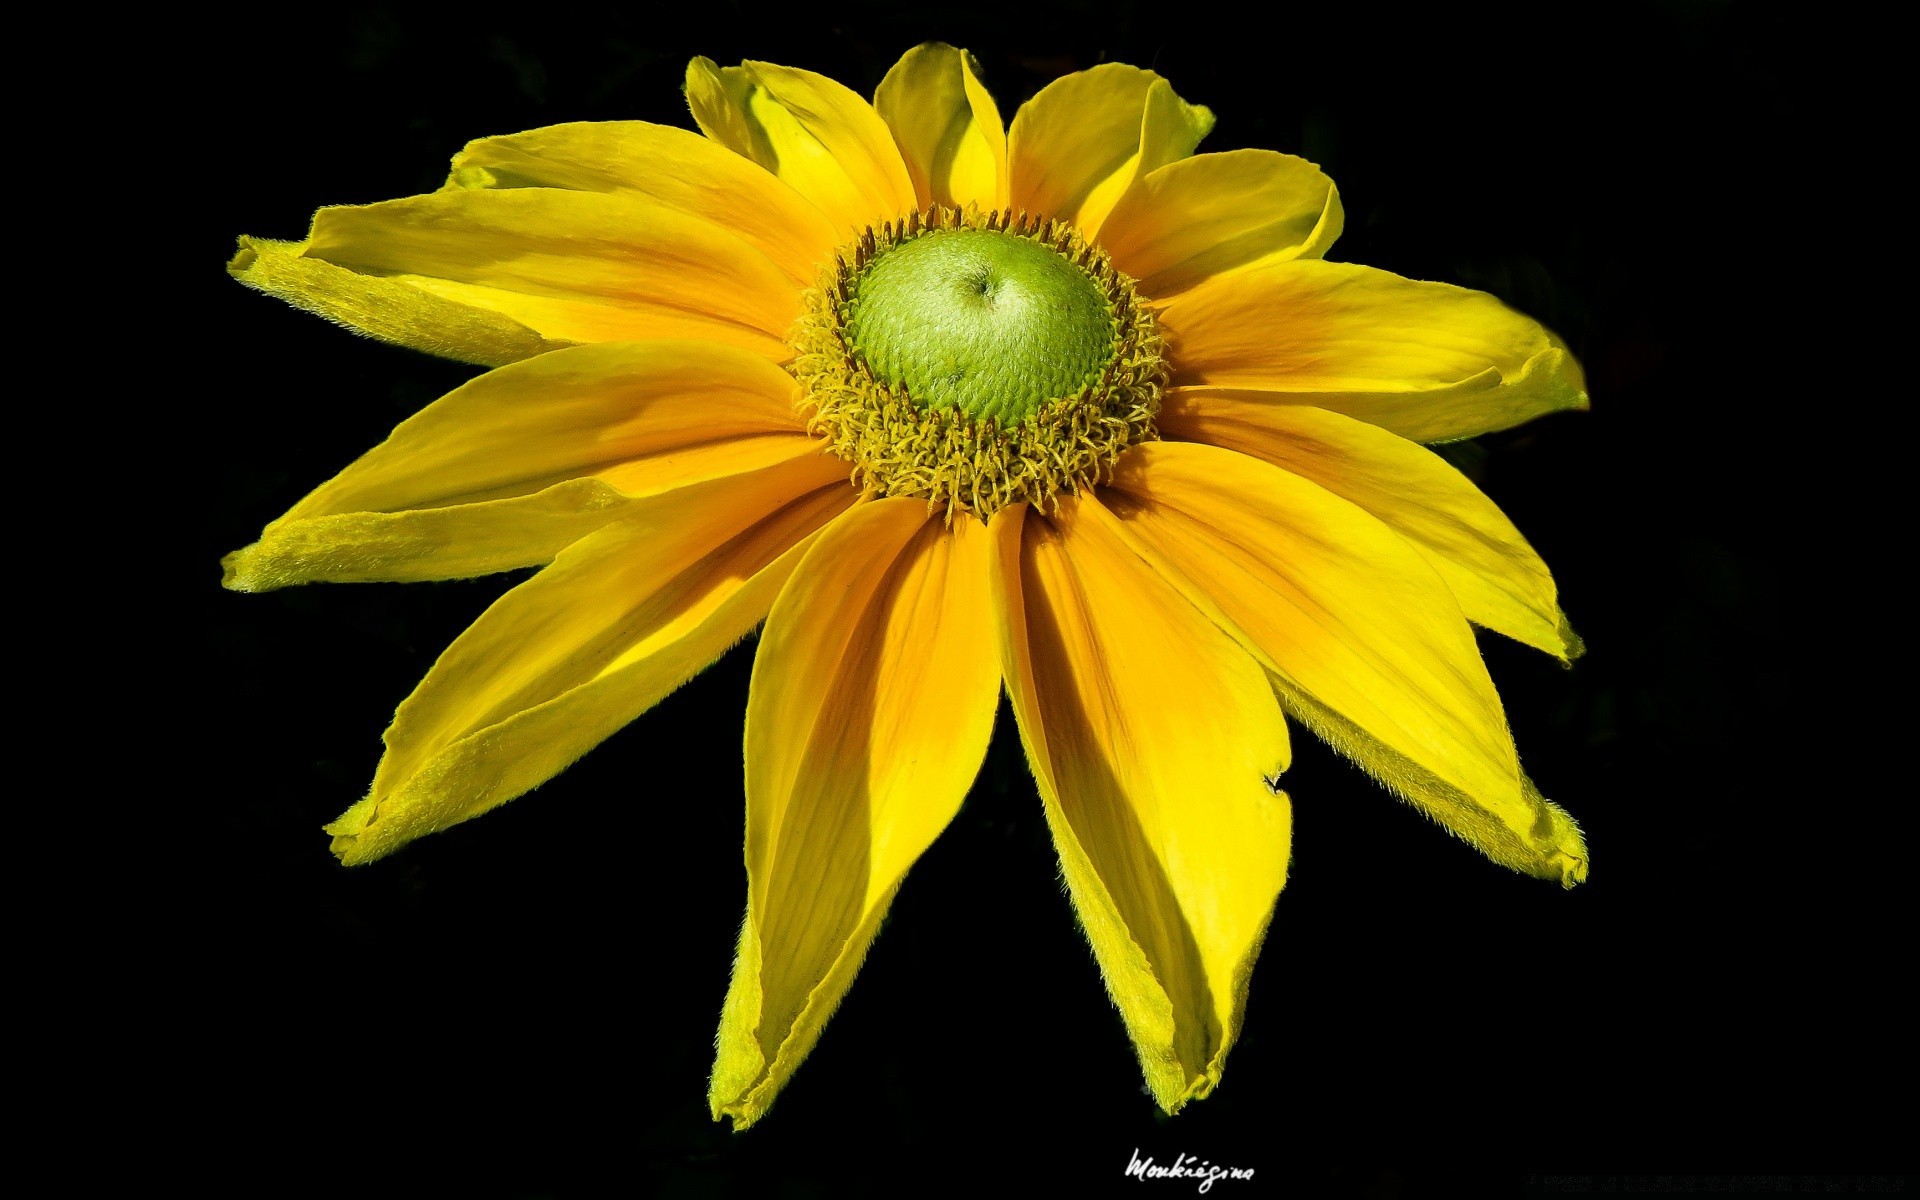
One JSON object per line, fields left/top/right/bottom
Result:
{"left": 222, "top": 342, "right": 836, "bottom": 590}
{"left": 1097, "top": 150, "right": 1343, "bottom": 298}
{"left": 325, "top": 478, "right": 856, "bottom": 865}
{"left": 1008, "top": 65, "right": 1213, "bottom": 238}
{"left": 989, "top": 498, "right": 1292, "bottom": 1112}
{"left": 685, "top": 57, "right": 917, "bottom": 239}
{"left": 1102, "top": 441, "right": 1585, "bottom": 885}
{"left": 220, "top": 471, "right": 748, "bottom": 593}
{"left": 227, "top": 237, "right": 559, "bottom": 367}
{"left": 713, "top": 500, "right": 1001, "bottom": 1128}
{"left": 1159, "top": 397, "right": 1579, "bottom": 660}
{"left": 1158, "top": 259, "right": 1588, "bottom": 442}
{"left": 446, "top": 121, "right": 840, "bottom": 285}
{"left": 873, "top": 43, "right": 1008, "bottom": 212}
{"left": 266, "top": 341, "right": 809, "bottom": 515}
{"left": 236, "top": 189, "right": 800, "bottom": 364}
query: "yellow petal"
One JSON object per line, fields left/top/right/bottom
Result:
{"left": 1008, "top": 65, "right": 1213, "bottom": 238}
{"left": 1102, "top": 441, "right": 1586, "bottom": 886}
{"left": 1097, "top": 150, "right": 1343, "bottom": 298}
{"left": 237, "top": 188, "right": 800, "bottom": 364}
{"left": 446, "top": 121, "right": 841, "bottom": 285}
{"left": 685, "top": 57, "right": 917, "bottom": 239}
{"left": 873, "top": 43, "right": 1008, "bottom": 212}
{"left": 712, "top": 500, "right": 1001, "bottom": 1128}
{"left": 227, "top": 237, "right": 558, "bottom": 367}
{"left": 989, "top": 498, "right": 1292, "bottom": 1112}
{"left": 222, "top": 341, "right": 835, "bottom": 590}
{"left": 1158, "top": 259, "right": 1588, "bottom": 442}
{"left": 1159, "top": 396, "right": 1579, "bottom": 660}
{"left": 325, "top": 477, "right": 857, "bottom": 865}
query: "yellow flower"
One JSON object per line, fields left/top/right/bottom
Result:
{"left": 224, "top": 43, "right": 1590, "bottom": 1128}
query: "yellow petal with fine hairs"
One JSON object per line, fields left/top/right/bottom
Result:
{"left": 1103, "top": 442, "right": 1586, "bottom": 886}
{"left": 1159, "top": 397, "right": 1580, "bottom": 661}
{"left": 713, "top": 500, "right": 1001, "bottom": 1129}
{"left": 1097, "top": 150, "right": 1344, "bottom": 298}
{"left": 227, "top": 237, "right": 559, "bottom": 367}
{"left": 1158, "top": 259, "right": 1588, "bottom": 442}
{"left": 685, "top": 57, "right": 918, "bottom": 239}
{"left": 222, "top": 341, "right": 834, "bottom": 591}
{"left": 326, "top": 479, "right": 856, "bottom": 866}
{"left": 446, "top": 121, "right": 841, "bottom": 285}
{"left": 236, "top": 188, "right": 798, "bottom": 364}
{"left": 1008, "top": 65, "right": 1214, "bottom": 239}
{"left": 991, "top": 498, "right": 1292, "bottom": 1113}
{"left": 873, "top": 43, "right": 1008, "bottom": 211}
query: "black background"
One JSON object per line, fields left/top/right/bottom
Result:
{"left": 151, "top": 1, "right": 1903, "bottom": 1194}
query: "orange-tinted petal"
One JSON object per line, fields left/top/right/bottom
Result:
{"left": 712, "top": 501, "right": 1001, "bottom": 1127}
{"left": 1101, "top": 441, "right": 1586, "bottom": 885}
{"left": 1159, "top": 396, "right": 1578, "bottom": 660}
{"left": 990, "top": 498, "right": 1292, "bottom": 1112}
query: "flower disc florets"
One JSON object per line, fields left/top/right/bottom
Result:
{"left": 792, "top": 206, "right": 1166, "bottom": 520}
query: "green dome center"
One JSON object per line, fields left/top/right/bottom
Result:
{"left": 845, "top": 228, "right": 1117, "bottom": 424}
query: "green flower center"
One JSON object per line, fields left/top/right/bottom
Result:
{"left": 790, "top": 207, "right": 1167, "bottom": 521}
{"left": 845, "top": 229, "right": 1117, "bottom": 425}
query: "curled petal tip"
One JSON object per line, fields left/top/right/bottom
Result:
{"left": 226, "top": 233, "right": 292, "bottom": 280}
{"left": 219, "top": 544, "right": 263, "bottom": 592}
{"left": 1145, "top": 1062, "right": 1225, "bottom": 1116}
{"left": 324, "top": 796, "right": 385, "bottom": 866}
{"left": 1549, "top": 845, "right": 1590, "bottom": 889}
{"left": 710, "top": 1097, "right": 765, "bottom": 1132}
{"left": 1529, "top": 791, "right": 1589, "bottom": 888}
{"left": 1558, "top": 611, "right": 1588, "bottom": 665}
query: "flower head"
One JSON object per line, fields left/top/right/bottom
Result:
{"left": 225, "top": 43, "right": 1589, "bottom": 1128}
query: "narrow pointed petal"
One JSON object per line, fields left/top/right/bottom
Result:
{"left": 234, "top": 189, "right": 799, "bottom": 365}
{"left": 1097, "top": 150, "right": 1343, "bottom": 298}
{"left": 712, "top": 501, "right": 1001, "bottom": 1128}
{"left": 1102, "top": 441, "right": 1586, "bottom": 886}
{"left": 227, "top": 237, "right": 558, "bottom": 367}
{"left": 1158, "top": 259, "right": 1588, "bottom": 442}
{"left": 1159, "top": 397, "right": 1579, "bottom": 660}
{"left": 685, "top": 57, "right": 917, "bottom": 239}
{"left": 324, "top": 477, "right": 856, "bottom": 865}
{"left": 222, "top": 342, "right": 837, "bottom": 590}
{"left": 873, "top": 43, "right": 1008, "bottom": 212}
{"left": 1008, "top": 65, "right": 1214, "bottom": 239}
{"left": 447, "top": 121, "right": 841, "bottom": 284}
{"left": 989, "top": 499, "right": 1292, "bottom": 1112}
